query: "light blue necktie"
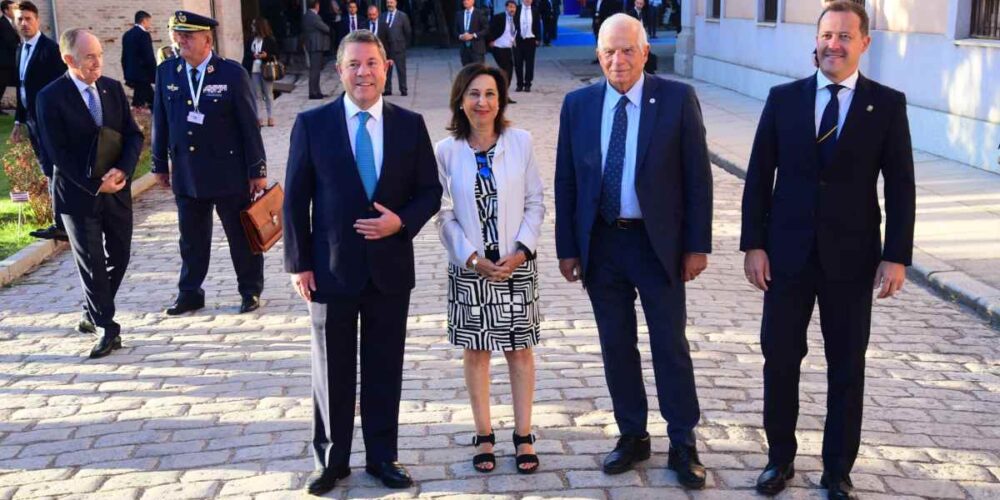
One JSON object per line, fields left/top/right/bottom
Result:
{"left": 85, "top": 86, "right": 102, "bottom": 127}
{"left": 355, "top": 111, "right": 377, "bottom": 200}
{"left": 600, "top": 96, "right": 629, "bottom": 224}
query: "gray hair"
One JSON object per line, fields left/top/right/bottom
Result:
{"left": 59, "top": 27, "right": 95, "bottom": 59}
{"left": 336, "top": 29, "right": 388, "bottom": 67}
{"left": 597, "top": 13, "right": 649, "bottom": 52}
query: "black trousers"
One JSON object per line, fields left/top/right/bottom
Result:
{"left": 514, "top": 38, "right": 537, "bottom": 88}
{"left": 310, "top": 282, "right": 410, "bottom": 468}
{"left": 61, "top": 194, "right": 132, "bottom": 335}
{"left": 175, "top": 193, "right": 264, "bottom": 301}
{"left": 585, "top": 221, "right": 700, "bottom": 445}
{"left": 543, "top": 14, "right": 558, "bottom": 43}
{"left": 308, "top": 51, "right": 324, "bottom": 96}
{"left": 459, "top": 45, "right": 485, "bottom": 66}
{"left": 386, "top": 51, "right": 407, "bottom": 93}
{"left": 127, "top": 81, "right": 154, "bottom": 108}
{"left": 761, "top": 250, "right": 874, "bottom": 477}
{"left": 490, "top": 46, "right": 515, "bottom": 90}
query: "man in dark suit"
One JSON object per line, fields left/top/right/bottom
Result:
{"left": 365, "top": 5, "right": 392, "bottom": 63}
{"left": 382, "top": 0, "right": 411, "bottom": 96}
{"left": 121, "top": 11, "right": 156, "bottom": 108}
{"left": 455, "top": 0, "right": 488, "bottom": 65}
{"left": 284, "top": 29, "right": 441, "bottom": 496}
{"left": 0, "top": 1, "right": 19, "bottom": 113}
{"left": 12, "top": 1, "right": 67, "bottom": 241}
{"left": 513, "top": 0, "right": 542, "bottom": 92}
{"left": 151, "top": 11, "right": 268, "bottom": 316}
{"left": 555, "top": 13, "right": 712, "bottom": 489}
{"left": 339, "top": 0, "right": 362, "bottom": 38}
{"left": 303, "top": 0, "right": 332, "bottom": 99}
{"left": 487, "top": 0, "right": 518, "bottom": 101}
{"left": 741, "top": 3, "right": 915, "bottom": 499}
{"left": 36, "top": 29, "right": 143, "bottom": 358}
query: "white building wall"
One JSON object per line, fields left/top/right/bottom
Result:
{"left": 685, "top": 0, "right": 1000, "bottom": 174}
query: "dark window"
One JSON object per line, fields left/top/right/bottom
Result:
{"left": 710, "top": 0, "right": 721, "bottom": 19}
{"left": 763, "top": 0, "right": 778, "bottom": 22}
{"left": 972, "top": 0, "right": 1000, "bottom": 39}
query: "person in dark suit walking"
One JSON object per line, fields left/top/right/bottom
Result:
{"left": 284, "top": 29, "right": 441, "bottom": 495}
{"left": 121, "top": 11, "right": 156, "bottom": 108}
{"left": 456, "top": 0, "right": 488, "bottom": 65}
{"left": 541, "top": 0, "right": 559, "bottom": 45}
{"left": 0, "top": 1, "right": 19, "bottom": 113}
{"left": 365, "top": 5, "right": 393, "bottom": 63}
{"left": 487, "top": 0, "right": 518, "bottom": 101}
{"left": 555, "top": 13, "right": 712, "bottom": 489}
{"left": 36, "top": 29, "right": 143, "bottom": 358}
{"left": 151, "top": 11, "right": 268, "bottom": 317}
{"left": 382, "top": 0, "right": 411, "bottom": 95}
{"left": 302, "top": 0, "right": 332, "bottom": 99}
{"left": 741, "top": 3, "right": 915, "bottom": 499}
{"left": 11, "top": 1, "right": 67, "bottom": 241}
{"left": 513, "top": 0, "right": 542, "bottom": 92}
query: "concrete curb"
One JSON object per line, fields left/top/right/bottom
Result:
{"left": 0, "top": 172, "right": 159, "bottom": 288}
{"left": 708, "top": 150, "right": 1000, "bottom": 327}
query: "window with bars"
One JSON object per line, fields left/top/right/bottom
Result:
{"left": 971, "top": 0, "right": 1000, "bottom": 39}
{"left": 709, "top": 0, "right": 721, "bottom": 19}
{"left": 762, "top": 0, "right": 778, "bottom": 22}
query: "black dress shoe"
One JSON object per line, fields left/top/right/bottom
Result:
{"left": 667, "top": 444, "right": 706, "bottom": 490}
{"left": 239, "top": 295, "right": 260, "bottom": 314}
{"left": 77, "top": 316, "right": 96, "bottom": 335}
{"left": 306, "top": 466, "right": 350, "bottom": 496}
{"left": 602, "top": 434, "right": 651, "bottom": 475}
{"left": 515, "top": 85, "right": 524, "bottom": 92}
{"left": 756, "top": 462, "right": 794, "bottom": 495}
{"left": 821, "top": 474, "right": 856, "bottom": 500}
{"left": 308, "top": 94, "right": 326, "bottom": 100}
{"left": 29, "top": 225, "right": 68, "bottom": 241}
{"left": 89, "top": 334, "right": 122, "bottom": 359}
{"left": 383, "top": 90, "right": 393, "bottom": 96}
{"left": 365, "top": 461, "right": 413, "bottom": 488}
{"left": 165, "top": 298, "right": 204, "bottom": 316}
{"left": 525, "top": 86, "right": 532, "bottom": 92}
{"left": 508, "top": 98, "right": 517, "bottom": 104}
{"left": 400, "top": 90, "right": 407, "bottom": 96}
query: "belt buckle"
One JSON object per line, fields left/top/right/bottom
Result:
{"left": 615, "top": 219, "right": 628, "bottom": 230}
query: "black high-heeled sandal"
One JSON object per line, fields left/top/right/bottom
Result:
{"left": 471, "top": 431, "right": 496, "bottom": 473}
{"left": 512, "top": 431, "right": 539, "bottom": 474}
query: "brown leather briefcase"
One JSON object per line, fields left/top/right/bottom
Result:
{"left": 240, "top": 183, "right": 284, "bottom": 254}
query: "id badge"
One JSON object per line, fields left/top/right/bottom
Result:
{"left": 187, "top": 111, "right": 205, "bottom": 125}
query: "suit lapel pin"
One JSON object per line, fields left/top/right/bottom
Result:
{"left": 649, "top": 98, "right": 656, "bottom": 104}
{"left": 866, "top": 105, "right": 874, "bottom": 112}
{"left": 206, "top": 65, "right": 215, "bottom": 74}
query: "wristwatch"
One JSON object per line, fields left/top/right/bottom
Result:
{"left": 468, "top": 255, "right": 479, "bottom": 270}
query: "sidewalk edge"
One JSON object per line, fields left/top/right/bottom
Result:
{"left": 0, "top": 172, "right": 159, "bottom": 288}
{"left": 708, "top": 150, "right": 1000, "bottom": 328}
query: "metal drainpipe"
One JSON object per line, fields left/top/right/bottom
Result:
{"left": 48, "top": 0, "right": 57, "bottom": 36}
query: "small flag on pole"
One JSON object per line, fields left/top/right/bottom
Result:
{"left": 9, "top": 192, "right": 29, "bottom": 203}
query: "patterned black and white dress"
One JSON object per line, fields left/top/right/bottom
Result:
{"left": 447, "top": 146, "right": 540, "bottom": 351}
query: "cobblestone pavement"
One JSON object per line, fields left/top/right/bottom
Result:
{"left": 0, "top": 46, "right": 998, "bottom": 500}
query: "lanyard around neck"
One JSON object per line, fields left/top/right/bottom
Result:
{"left": 187, "top": 62, "right": 207, "bottom": 112}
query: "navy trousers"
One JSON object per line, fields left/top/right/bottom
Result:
{"left": 761, "top": 250, "right": 873, "bottom": 477}
{"left": 585, "top": 221, "right": 700, "bottom": 446}
{"left": 175, "top": 193, "right": 263, "bottom": 301}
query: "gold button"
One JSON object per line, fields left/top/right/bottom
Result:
{"left": 189, "top": 146, "right": 195, "bottom": 152}
{"left": 213, "top": 99, "right": 218, "bottom": 102}
{"left": 187, "top": 131, "right": 193, "bottom": 136}
{"left": 186, "top": 99, "right": 192, "bottom": 105}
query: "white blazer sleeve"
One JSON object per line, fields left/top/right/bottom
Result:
{"left": 434, "top": 141, "right": 479, "bottom": 267}
{"left": 513, "top": 133, "right": 545, "bottom": 253}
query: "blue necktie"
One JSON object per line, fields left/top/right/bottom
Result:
{"left": 85, "top": 87, "right": 102, "bottom": 127}
{"left": 817, "top": 83, "right": 843, "bottom": 169}
{"left": 355, "top": 111, "right": 377, "bottom": 200}
{"left": 464, "top": 11, "right": 472, "bottom": 47}
{"left": 600, "top": 96, "right": 629, "bottom": 224}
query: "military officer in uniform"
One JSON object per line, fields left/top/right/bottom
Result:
{"left": 152, "top": 11, "right": 268, "bottom": 316}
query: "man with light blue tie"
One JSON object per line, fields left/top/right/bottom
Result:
{"left": 555, "top": 14, "right": 712, "bottom": 489}
{"left": 283, "top": 29, "right": 441, "bottom": 495}
{"left": 456, "top": 0, "right": 487, "bottom": 65}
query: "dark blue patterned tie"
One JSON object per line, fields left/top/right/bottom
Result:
{"left": 600, "top": 96, "right": 629, "bottom": 224}
{"left": 817, "top": 83, "right": 843, "bottom": 169}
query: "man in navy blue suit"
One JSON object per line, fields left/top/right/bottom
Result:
{"left": 11, "top": 1, "right": 67, "bottom": 241}
{"left": 283, "top": 29, "right": 441, "bottom": 495}
{"left": 121, "top": 10, "right": 156, "bottom": 108}
{"left": 152, "top": 11, "right": 268, "bottom": 317}
{"left": 555, "top": 13, "right": 712, "bottom": 489}
{"left": 36, "top": 28, "right": 143, "bottom": 358}
{"left": 741, "top": 2, "right": 915, "bottom": 498}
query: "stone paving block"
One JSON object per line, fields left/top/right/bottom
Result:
{"left": 486, "top": 472, "right": 563, "bottom": 492}
{"left": 101, "top": 471, "right": 181, "bottom": 490}
{"left": 608, "top": 487, "right": 687, "bottom": 500}
{"left": 566, "top": 470, "right": 642, "bottom": 488}
{"left": 884, "top": 476, "right": 967, "bottom": 498}
{"left": 217, "top": 472, "right": 297, "bottom": 496}
{"left": 11, "top": 476, "right": 103, "bottom": 497}
{"left": 139, "top": 480, "right": 220, "bottom": 499}
{"left": 158, "top": 450, "right": 231, "bottom": 470}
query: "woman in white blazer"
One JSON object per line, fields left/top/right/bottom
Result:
{"left": 435, "top": 64, "right": 545, "bottom": 475}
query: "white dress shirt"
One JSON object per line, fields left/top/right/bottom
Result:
{"left": 519, "top": 6, "right": 534, "bottom": 39}
{"left": 494, "top": 14, "right": 515, "bottom": 48}
{"left": 67, "top": 70, "right": 102, "bottom": 123}
{"left": 815, "top": 69, "right": 859, "bottom": 139}
{"left": 600, "top": 74, "right": 644, "bottom": 219}
{"left": 18, "top": 31, "right": 41, "bottom": 107}
{"left": 344, "top": 95, "right": 384, "bottom": 179}
{"left": 250, "top": 38, "right": 263, "bottom": 74}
